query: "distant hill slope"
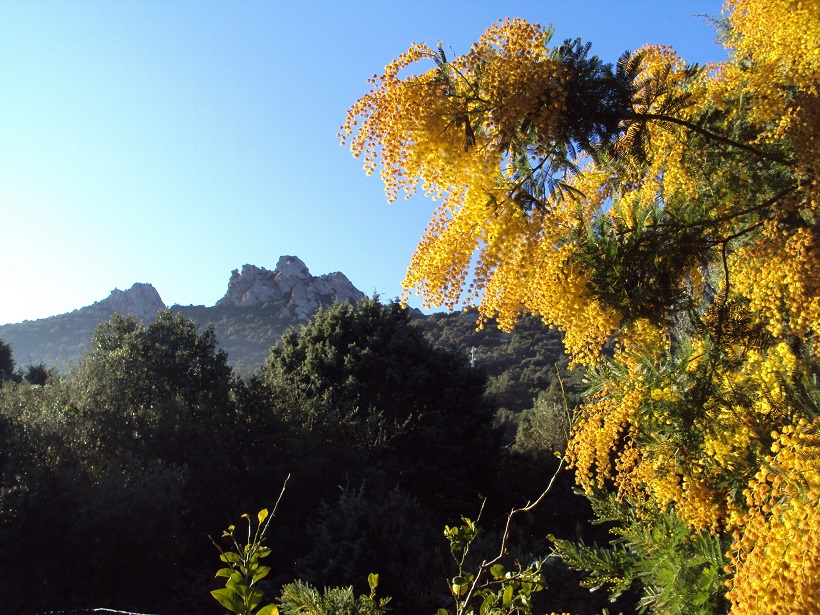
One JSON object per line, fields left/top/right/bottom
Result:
{"left": 0, "top": 256, "right": 364, "bottom": 372}
{"left": 0, "top": 256, "right": 570, "bottom": 413}
{"left": 411, "top": 309, "right": 572, "bottom": 413}
{"left": 0, "top": 282, "right": 166, "bottom": 370}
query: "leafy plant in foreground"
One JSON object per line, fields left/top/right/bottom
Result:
{"left": 438, "top": 462, "right": 571, "bottom": 615}
{"left": 211, "top": 477, "right": 289, "bottom": 615}
{"left": 278, "top": 575, "right": 390, "bottom": 615}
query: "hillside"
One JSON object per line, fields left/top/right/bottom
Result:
{"left": 0, "top": 256, "right": 363, "bottom": 372}
{"left": 0, "top": 257, "right": 571, "bottom": 413}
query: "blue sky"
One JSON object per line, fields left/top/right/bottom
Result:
{"left": 0, "top": 0, "right": 726, "bottom": 325}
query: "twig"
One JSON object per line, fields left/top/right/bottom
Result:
{"left": 455, "top": 457, "right": 566, "bottom": 615}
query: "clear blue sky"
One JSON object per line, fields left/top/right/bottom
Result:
{"left": 0, "top": 0, "right": 726, "bottom": 325}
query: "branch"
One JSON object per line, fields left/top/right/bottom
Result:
{"left": 627, "top": 112, "right": 794, "bottom": 167}
{"left": 455, "top": 457, "right": 566, "bottom": 615}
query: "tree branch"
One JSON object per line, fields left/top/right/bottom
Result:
{"left": 627, "top": 112, "right": 794, "bottom": 167}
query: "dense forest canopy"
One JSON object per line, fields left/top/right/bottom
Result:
{"left": 2, "top": 302, "right": 584, "bottom": 615}
{"left": 342, "top": 0, "right": 819, "bottom": 612}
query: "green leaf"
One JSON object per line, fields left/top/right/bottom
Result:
{"left": 437, "top": 610, "right": 450, "bottom": 615}
{"left": 220, "top": 551, "right": 241, "bottom": 564}
{"left": 480, "top": 593, "right": 495, "bottom": 615}
{"left": 211, "top": 588, "right": 242, "bottom": 614}
{"left": 451, "top": 578, "right": 468, "bottom": 597}
{"left": 490, "top": 564, "right": 505, "bottom": 578}
{"left": 691, "top": 592, "right": 709, "bottom": 606}
{"left": 215, "top": 567, "right": 234, "bottom": 578}
{"left": 502, "top": 584, "right": 513, "bottom": 607}
{"left": 257, "top": 508, "right": 269, "bottom": 524}
{"left": 227, "top": 575, "right": 248, "bottom": 593}
{"left": 256, "top": 605, "right": 279, "bottom": 615}
{"left": 246, "top": 587, "right": 264, "bottom": 611}
{"left": 252, "top": 566, "right": 271, "bottom": 583}
{"left": 256, "top": 546, "right": 272, "bottom": 558}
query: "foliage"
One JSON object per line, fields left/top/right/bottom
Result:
{"left": 278, "top": 576, "right": 390, "bottom": 615}
{"left": 0, "top": 336, "right": 14, "bottom": 381}
{"left": 252, "top": 297, "right": 499, "bottom": 509}
{"left": 413, "top": 309, "right": 576, "bottom": 415}
{"left": 343, "top": 1, "right": 820, "bottom": 612}
{"left": 244, "top": 297, "right": 503, "bottom": 611}
{"left": 22, "top": 361, "right": 50, "bottom": 385}
{"left": 440, "top": 515, "right": 549, "bottom": 615}
{"left": 513, "top": 376, "right": 576, "bottom": 460}
{"left": 436, "top": 461, "right": 580, "bottom": 615}
{"left": 294, "top": 482, "right": 442, "bottom": 608}
{"left": 211, "top": 480, "right": 288, "bottom": 615}
{"left": 550, "top": 491, "right": 728, "bottom": 615}
{"left": 210, "top": 487, "right": 391, "bottom": 615}
{"left": 5, "top": 297, "right": 546, "bottom": 613}
{"left": 0, "top": 310, "right": 249, "bottom": 613}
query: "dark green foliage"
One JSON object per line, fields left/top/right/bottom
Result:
{"left": 295, "top": 484, "right": 440, "bottom": 609}
{"left": 550, "top": 491, "right": 729, "bottom": 615}
{"left": 22, "top": 361, "right": 50, "bottom": 385}
{"left": 249, "top": 298, "right": 502, "bottom": 611}
{"left": 413, "top": 309, "right": 571, "bottom": 415}
{"left": 255, "top": 298, "right": 499, "bottom": 505}
{"left": 278, "top": 578, "right": 390, "bottom": 615}
{"left": 551, "top": 38, "right": 635, "bottom": 155}
{"left": 0, "top": 337, "right": 13, "bottom": 381}
{"left": 0, "top": 297, "right": 588, "bottom": 614}
{"left": 513, "top": 384, "right": 574, "bottom": 461}
{"left": 0, "top": 310, "right": 246, "bottom": 614}
{"left": 572, "top": 199, "right": 712, "bottom": 324}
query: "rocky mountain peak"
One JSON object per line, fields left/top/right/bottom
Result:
{"left": 216, "top": 256, "right": 365, "bottom": 319}
{"left": 95, "top": 283, "right": 166, "bottom": 322}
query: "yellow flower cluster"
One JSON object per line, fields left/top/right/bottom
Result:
{"left": 567, "top": 360, "right": 647, "bottom": 491}
{"left": 340, "top": 18, "right": 564, "bottom": 205}
{"left": 731, "top": 215, "right": 820, "bottom": 342}
{"left": 720, "top": 0, "right": 819, "bottom": 181}
{"left": 727, "top": 418, "right": 820, "bottom": 615}
{"left": 342, "top": 18, "right": 632, "bottom": 362}
{"left": 724, "top": 0, "right": 820, "bottom": 117}
{"left": 569, "top": 333, "right": 802, "bottom": 533}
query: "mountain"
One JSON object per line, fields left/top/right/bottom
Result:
{"left": 0, "top": 256, "right": 364, "bottom": 372}
{"left": 175, "top": 257, "right": 366, "bottom": 375}
{"left": 216, "top": 257, "right": 364, "bottom": 316}
{"left": 0, "top": 282, "right": 167, "bottom": 370}
{"left": 0, "top": 256, "right": 570, "bottom": 413}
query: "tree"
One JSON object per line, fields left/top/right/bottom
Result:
{"left": 249, "top": 298, "right": 501, "bottom": 608}
{"left": 342, "top": 2, "right": 819, "bottom": 613}
{"left": 0, "top": 310, "right": 246, "bottom": 613}
{"left": 0, "top": 336, "right": 14, "bottom": 381}
{"left": 254, "top": 298, "right": 498, "bottom": 501}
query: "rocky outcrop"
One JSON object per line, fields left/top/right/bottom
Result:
{"left": 216, "top": 256, "right": 365, "bottom": 319}
{"left": 93, "top": 283, "right": 166, "bottom": 322}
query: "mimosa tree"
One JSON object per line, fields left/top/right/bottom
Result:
{"left": 341, "top": 1, "right": 819, "bottom": 613}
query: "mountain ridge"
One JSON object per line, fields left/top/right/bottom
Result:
{"left": 0, "top": 256, "right": 366, "bottom": 371}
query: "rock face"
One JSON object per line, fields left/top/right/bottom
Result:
{"left": 216, "top": 256, "right": 365, "bottom": 319}
{"left": 95, "top": 283, "right": 167, "bottom": 322}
